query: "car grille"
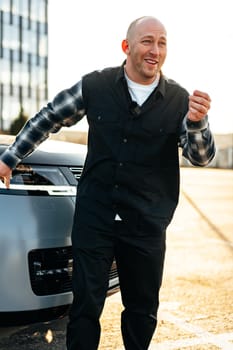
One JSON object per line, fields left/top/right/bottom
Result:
{"left": 28, "top": 247, "right": 73, "bottom": 296}
{"left": 109, "top": 260, "right": 118, "bottom": 280}
{"left": 69, "top": 166, "right": 83, "bottom": 181}
{"left": 28, "top": 246, "right": 119, "bottom": 296}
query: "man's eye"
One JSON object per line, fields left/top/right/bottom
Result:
{"left": 142, "top": 40, "right": 152, "bottom": 44}
{"left": 159, "top": 41, "right": 167, "bottom": 47}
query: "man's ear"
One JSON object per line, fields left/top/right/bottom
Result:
{"left": 121, "top": 39, "right": 129, "bottom": 54}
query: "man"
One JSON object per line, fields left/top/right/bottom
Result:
{"left": 0, "top": 16, "right": 215, "bottom": 350}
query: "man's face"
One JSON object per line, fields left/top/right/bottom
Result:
{"left": 123, "top": 18, "right": 167, "bottom": 84}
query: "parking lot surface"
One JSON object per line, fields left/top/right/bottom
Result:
{"left": 0, "top": 167, "right": 232, "bottom": 350}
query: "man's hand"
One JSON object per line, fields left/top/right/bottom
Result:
{"left": 188, "top": 90, "right": 211, "bottom": 122}
{"left": 0, "top": 160, "right": 12, "bottom": 189}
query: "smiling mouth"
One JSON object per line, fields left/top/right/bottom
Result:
{"left": 145, "top": 59, "right": 158, "bottom": 66}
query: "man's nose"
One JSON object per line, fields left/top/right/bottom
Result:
{"left": 150, "top": 43, "right": 159, "bottom": 54}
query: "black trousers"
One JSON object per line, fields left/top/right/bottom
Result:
{"left": 66, "top": 221, "right": 166, "bottom": 350}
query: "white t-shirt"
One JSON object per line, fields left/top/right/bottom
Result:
{"left": 125, "top": 72, "right": 160, "bottom": 106}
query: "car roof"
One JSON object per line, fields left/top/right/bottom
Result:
{"left": 0, "top": 136, "right": 87, "bottom": 166}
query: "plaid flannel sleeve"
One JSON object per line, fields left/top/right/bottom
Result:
{"left": 179, "top": 115, "right": 216, "bottom": 166}
{"left": 1, "top": 81, "right": 86, "bottom": 169}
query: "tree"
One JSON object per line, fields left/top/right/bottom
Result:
{"left": 9, "top": 107, "right": 28, "bottom": 135}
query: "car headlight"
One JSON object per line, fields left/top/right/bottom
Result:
{"left": 0, "top": 164, "right": 77, "bottom": 196}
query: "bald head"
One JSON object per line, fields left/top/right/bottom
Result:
{"left": 126, "top": 16, "right": 167, "bottom": 42}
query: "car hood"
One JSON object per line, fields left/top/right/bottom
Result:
{"left": 0, "top": 137, "right": 87, "bottom": 166}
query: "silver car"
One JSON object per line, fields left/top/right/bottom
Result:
{"left": 0, "top": 137, "right": 119, "bottom": 326}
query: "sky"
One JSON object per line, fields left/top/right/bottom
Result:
{"left": 48, "top": 0, "right": 233, "bottom": 134}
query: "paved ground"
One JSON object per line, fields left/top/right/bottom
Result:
{"left": 0, "top": 167, "right": 232, "bottom": 350}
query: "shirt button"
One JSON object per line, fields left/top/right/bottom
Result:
{"left": 114, "top": 184, "right": 119, "bottom": 189}
{"left": 123, "top": 138, "right": 128, "bottom": 143}
{"left": 119, "top": 162, "right": 123, "bottom": 167}
{"left": 97, "top": 115, "right": 101, "bottom": 120}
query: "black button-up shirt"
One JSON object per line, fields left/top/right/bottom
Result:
{"left": 1, "top": 64, "right": 216, "bottom": 237}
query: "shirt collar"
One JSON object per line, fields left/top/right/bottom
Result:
{"left": 116, "top": 61, "right": 166, "bottom": 99}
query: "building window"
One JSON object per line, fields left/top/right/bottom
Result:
{"left": 0, "top": 0, "right": 48, "bottom": 131}
{"left": 0, "top": 11, "right": 3, "bottom": 58}
{"left": 19, "top": 15, "right": 23, "bottom": 62}
{"left": 9, "top": 49, "right": 13, "bottom": 95}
